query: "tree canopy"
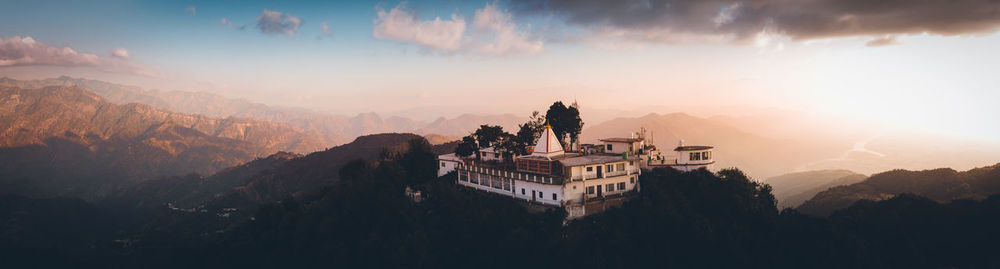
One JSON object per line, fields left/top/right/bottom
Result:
{"left": 544, "top": 101, "right": 583, "bottom": 149}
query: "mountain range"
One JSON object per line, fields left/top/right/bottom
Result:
{"left": 765, "top": 170, "right": 867, "bottom": 209}
{"left": 0, "top": 85, "right": 323, "bottom": 199}
{"left": 0, "top": 76, "right": 520, "bottom": 146}
{"left": 797, "top": 163, "right": 1000, "bottom": 216}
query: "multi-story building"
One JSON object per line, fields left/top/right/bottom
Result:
{"left": 439, "top": 125, "right": 641, "bottom": 219}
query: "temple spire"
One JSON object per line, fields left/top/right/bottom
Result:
{"left": 531, "top": 123, "right": 564, "bottom": 158}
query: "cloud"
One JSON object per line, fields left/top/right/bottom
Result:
{"left": 0, "top": 36, "right": 158, "bottom": 77}
{"left": 256, "top": 9, "right": 303, "bottom": 36}
{"left": 221, "top": 18, "right": 234, "bottom": 27}
{"left": 186, "top": 6, "right": 196, "bottom": 16}
{"left": 372, "top": 3, "right": 543, "bottom": 55}
{"left": 319, "top": 21, "right": 333, "bottom": 38}
{"left": 510, "top": 0, "right": 1000, "bottom": 45}
{"left": 373, "top": 3, "right": 467, "bottom": 51}
{"left": 110, "top": 48, "right": 130, "bottom": 59}
{"left": 866, "top": 36, "right": 899, "bottom": 47}
{"left": 471, "top": 3, "right": 543, "bottom": 55}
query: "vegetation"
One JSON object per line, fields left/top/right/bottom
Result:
{"left": 798, "top": 164, "right": 1000, "bottom": 216}
{"left": 5, "top": 138, "right": 1000, "bottom": 268}
{"left": 452, "top": 101, "right": 583, "bottom": 161}
{"left": 544, "top": 101, "right": 583, "bottom": 148}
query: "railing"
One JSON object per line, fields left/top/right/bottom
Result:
{"left": 567, "top": 169, "right": 639, "bottom": 181}
{"left": 605, "top": 170, "right": 628, "bottom": 177}
{"left": 457, "top": 163, "right": 563, "bottom": 185}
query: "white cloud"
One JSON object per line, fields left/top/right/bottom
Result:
{"left": 221, "top": 18, "right": 234, "bottom": 27}
{"left": 110, "top": 48, "right": 130, "bottom": 59}
{"left": 186, "top": 6, "right": 196, "bottom": 16}
{"left": 470, "top": 3, "right": 543, "bottom": 56}
{"left": 256, "top": 9, "right": 303, "bottom": 36}
{"left": 372, "top": 3, "right": 543, "bottom": 56}
{"left": 0, "top": 36, "right": 99, "bottom": 67}
{"left": 0, "top": 36, "right": 158, "bottom": 77}
{"left": 373, "top": 4, "right": 466, "bottom": 52}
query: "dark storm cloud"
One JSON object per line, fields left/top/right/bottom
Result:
{"left": 510, "top": 0, "right": 1000, "bottom": 42}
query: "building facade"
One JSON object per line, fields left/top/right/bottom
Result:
{"left": 441, "top": 125, "right": 641, "bottom": 219}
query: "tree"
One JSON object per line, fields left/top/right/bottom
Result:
{"left": 473, "top": 125, "right": 505, "bottom": 148}
{"left": 455, "top": 135, "right": 478, "bottom": 158}
{"left": 494, "top": 132, "right": 519, "bottom": 161}
{"left": 545, "top": 102, "right": 584, "bottom": 149}
{"left": 339, "top": 159, "right": 372, "bottom": 181}
{"left": 513, "top": 111, "right": 546, "bottom": 156}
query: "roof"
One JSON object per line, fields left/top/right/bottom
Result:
{"left": 530, "top": 124, "right": 564, "bottom": 158}
{"left": 518, "top": 152, "right": 579, "bottom": 162}
{"left": 437, "top": 153, "right": 462, "bottom": 161}
{"left": 675, "top": 146, "right": 714, "bottom": 151}
{"left": 479, "top": 147, "right": 497, "bottom": 153}
{"left": 558, "top": 154, "right": 639, "bottom": 167}
{"left": 599, "top": 137, "right": 644, "bottom": 143}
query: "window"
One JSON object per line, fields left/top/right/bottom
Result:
{"left": 539, "top": 192, "right": 544, "bottom": 198}
{"left": 441, "top": 162, "right": 446, "bottom": 167}
{"left": 606, "top": 164, "right": 613, "bottom": 172}
{"left": 552, "top": 193, "right": 558, "bottom": 200}
{"left": 606, "top": 183, "right": 615, "bottom": 192}
{"left": 630, "top": 176, "right": 635, "bottom": 183}
{"left": 616, "top": 163, "right": 625, "bottom": 171}
{"left": 606, "top": 144, "right": 613, "bottom": 151}
{"left": 618, "top": 182, "right": 626, "bottom": 190}
{"left": 587, "top": 186, "right": 595, "bottom": 194}
{"left": 522, "top": 188, "right": 525, "bottom": 195}
{"left": 586, "top": 166, "right": 593, "bottom": 172}
{"left": 573, "top": 186, "right": 577, "bottom": 190}
{"left": 705, "top": 151, "right": 711, "bottom": 160}
{"left": 460, "top": 173, "right": 469, "bottom": 182}
{"left": 629, "top": 161, "right": 634, "bottom": 166}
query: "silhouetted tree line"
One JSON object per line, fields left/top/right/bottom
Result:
{"left": 3, "top": 138, "right": 1000, "bottom": 268}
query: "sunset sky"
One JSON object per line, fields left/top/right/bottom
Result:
{"left": 2, "top": 0, "right": 999, "bottom": 142}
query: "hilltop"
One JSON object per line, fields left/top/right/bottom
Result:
{"left": 797, "top": 163, "right": 1000, "bottom": 216}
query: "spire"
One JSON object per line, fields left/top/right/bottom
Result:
{"left": 531, "top": 124, "right": 564, "bottom": 158}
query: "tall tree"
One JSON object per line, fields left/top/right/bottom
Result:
{"left": 545, "top": 102, "right": 584, "bottom": 149}
{"left": 473, "top": 125, "right": 505, "bottom": 148}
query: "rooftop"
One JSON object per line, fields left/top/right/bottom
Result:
{"left": 518, "top": 152, "right": 580, "bottom": 162}
{"left": 559, "top": 154, "right": 639, "bottom": 167}
{"left": 675, "top": 146, "right": 714, "bottom": 151}
{"left": 600, "top": 138, "right": 644, "bottom": 143}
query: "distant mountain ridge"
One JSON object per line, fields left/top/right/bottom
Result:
{"left": 0, "top": 77, "right": 519, "bottom": 146}
{"left": 0, "top": 85, "right": 324, "bottom": 199}
{"left": 797, "top": 163, "right": 1000, "bottom": 216}
{"left": 765, "top": 169, "right": 866, "bottom": 209}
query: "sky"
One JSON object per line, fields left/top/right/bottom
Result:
{"left": 2, "top": 0, "right": 1000, "bottom": 143}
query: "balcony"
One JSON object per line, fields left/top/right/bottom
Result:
{"left": 567, "top": 168, "right": 639, "bottom": 181}
{"left": 457, "top": 163, "right": 563, "bottom": 185}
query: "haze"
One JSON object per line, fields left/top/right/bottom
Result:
{"left": 3, "top": 1, "right": 999, "bottom": 149}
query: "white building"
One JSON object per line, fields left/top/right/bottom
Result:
{"left": 645, "top": 140, "right": 715, "bottom": 172}
{"left": 478, "top": 147, "right": 502, "bottom": 162}
{"left": 443, "top": 125, "right": 641, "bottom": 219}
{"left": 437, "top": 153, "right": 462, "bottom": 177}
